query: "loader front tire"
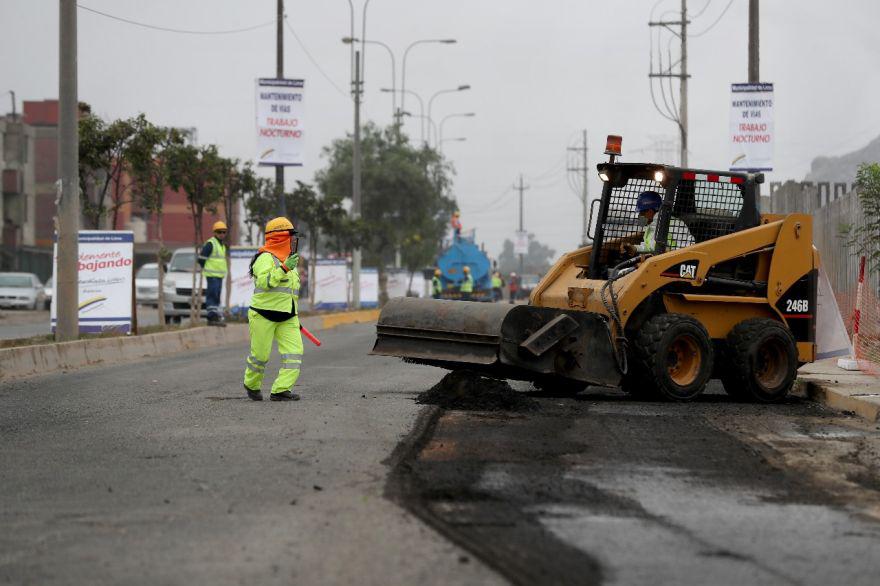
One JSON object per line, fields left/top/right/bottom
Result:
{"left": 722, "top": 318, "right": 797, "bottom": 403}
{"left": 634, "top": 314, "right": 713, "bottom": 401}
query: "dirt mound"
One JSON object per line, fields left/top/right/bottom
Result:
{"left": 417, "top": 370, "right": 539, "bottom": 412}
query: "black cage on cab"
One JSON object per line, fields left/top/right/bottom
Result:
{"left": 588, "top": 164, "right": 761, "bottom": 280}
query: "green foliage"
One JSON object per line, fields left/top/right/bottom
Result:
{"left": 78, "top": 113, "right": 146, "bottom": 228}
{"left": 314, "top": 123, "right": 456, "bottom": 269}
{"left": 497, "top": 234, "right": 556, "bottom": 275}
{"left": 845, "top": 162, "right": 880, "bottom": 269}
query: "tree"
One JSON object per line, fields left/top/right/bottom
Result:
{"left": 78, "top": 113, "right": 145, "bottom": 229}
{"left": 845, "top": 162, "right": 880, "bottom": 269}
{"left": 243, "top": 177, "right": 280, "bottom": 244}
{"left": 167, "top": 144, "right": 226, "bottom": 322}
{"left": 219, "top": 159, "right": 258, "bottom": 310}
{"left": 497, "top": 233, "right": 556, "bottom": 275}
{"left": 129, "top": 122, "right": 184, "bottom": 327}
{"left": 315, "top": 123, "right": 455, "bottom": 305}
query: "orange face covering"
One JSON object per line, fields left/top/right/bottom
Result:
{"left": 259, "top": 231, "right": 292, "bottom": 263}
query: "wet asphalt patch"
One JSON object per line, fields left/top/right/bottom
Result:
{"left": 416, "top": 370, "right": 540, "bottom": 412}
{"left": 388, "top": 381, "right": 880, "bottom": 585}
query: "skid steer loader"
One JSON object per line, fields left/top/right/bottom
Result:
{"left": 372, "top": 135, "right": 818, "bottom": 402}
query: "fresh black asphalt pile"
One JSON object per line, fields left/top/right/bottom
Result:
{"left": 417, "top": 370, "right": 539, "bottom": 412}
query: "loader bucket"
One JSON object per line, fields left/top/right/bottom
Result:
{"left": 371, "top": 297, "right": 622, "bottom": 387}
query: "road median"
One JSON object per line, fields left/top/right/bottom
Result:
{"left": 797, "top": 359, "right": 880, "bottom": 422}
{"left": 0, "top": 308, "right": 379, "bottom": 382}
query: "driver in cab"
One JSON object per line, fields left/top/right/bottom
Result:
{"left": 620, "top": 191, "right": 693, "bottom": 257}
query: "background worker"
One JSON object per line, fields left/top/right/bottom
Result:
{"left": 432, "top": 268, "right": 443, "bottom": 299}
{"left": 491, "top": 271, "right": 504, "bottom": 302}
{"left": 508, "top": 272, "right": 519, "bottom": 304}
{"left": 198, "top": 221, "right": 228, "bottom": 326}
{"left": 243, "top": 217, "right": 303, "bottom": 402}
{"left": 621, "top": 191, "right": 694, "bottom": 256}
{"left": 451, "top": 211, "right": 462, "bottom": 241}
{"left": 459, "top": 265, "right": 474, "bottom": 301}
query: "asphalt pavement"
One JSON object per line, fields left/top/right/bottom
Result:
{"left": 0, "top": 322, "right": 501, "bottom": 586}
{"left": 4, "top": 320, "right": 880, "bottom": 585}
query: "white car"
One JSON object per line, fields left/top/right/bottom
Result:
{"left": 136, "top": 263, "right": 160, "bottom": 306}
{"left": 0, "top": 272, "right": 44, "bottom": 310}
{"left": 43, "top": 277, "right": 53, "bottom": 310}
{"left": 162, "top": 249, "right": 208, "bottom": 323}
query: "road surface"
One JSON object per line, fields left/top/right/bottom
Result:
{"left": 3, "top": 321, "right": 880, "bottom": 585}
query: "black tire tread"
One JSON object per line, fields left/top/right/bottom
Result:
{"left": 633, "top": 313, "right": 713, "bottom": 401}
{"left": 722, "top": 318, "right": 797, "bottom": 403}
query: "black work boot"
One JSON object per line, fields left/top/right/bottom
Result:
{"left": 270, "top": 390, "right": 301, "bottom": 402}
{"left": 244, "top": 385, "right": 263, "bottom": 401}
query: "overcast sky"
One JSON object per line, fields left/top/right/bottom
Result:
{"left": 2, "top": 0, "right": 879, "bottom": 258}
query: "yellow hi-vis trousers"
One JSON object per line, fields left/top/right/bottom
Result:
{"left": 243, "top": 309, "right": 303, "bottom": 394}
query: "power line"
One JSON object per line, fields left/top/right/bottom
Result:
{"left": 77, "top": 4, "right": 275, "bottom": 35}
{"left": 691, "top": 0, "right": 736, "bottom": 37}
{"left": 283, "top": 17, "right": 348, "bottom": 98}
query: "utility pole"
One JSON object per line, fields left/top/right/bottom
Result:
{"left": 648, "top": 0, "right": 690, "bottom": 167}
{"left": 351, "top": 50, "right": 362, "bottom": 309}
{"left": 514, "top": 174, "right": 529, "bottom": 275}
{"left": 748, "top": 0, "right": 759, "bottom": 83}
{"left": 276, "top": 0, "right": 286, "bottom": 216}
{"left": 567, "top": 130, "right": 589, "bottom": 246}
{"left": 56, "top": 0, "right": 79, "bottom": 342}
{"left": 679, "top": 0, "right": 688, "bottom": 167}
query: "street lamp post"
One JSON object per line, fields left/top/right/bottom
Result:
{"left": 383, "top": 89, "right": 425, "bottom": 141}
{"left": 400, "top": 111, "right": 436, "bottom": 146}
{"left": 427, "top": 85, "right": 471, "bottom": 146}
{"left": 438, "top": 112, "right": 475, "bottom": 146}
{"left": 400, "top": 39, "right": 456, "bottom": 121}
{"left": 344, "top": 37, "right": 396, "bottom": 120}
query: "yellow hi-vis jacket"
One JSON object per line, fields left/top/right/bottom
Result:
{"left": 250, "top": 253, "right": 299, "bottom": 314}
{"left": 202, "top": 237, "right": 228, "bottom": 278}
{"left": 460, "top": 274, "right": 474, "bottom": 293}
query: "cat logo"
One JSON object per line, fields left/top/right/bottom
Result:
{"left": 679, "top": 263, "right": 697, "bottom": 279}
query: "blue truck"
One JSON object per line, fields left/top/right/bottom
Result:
{"left": 435, "top": 233, "right": 492, "bottom": 301}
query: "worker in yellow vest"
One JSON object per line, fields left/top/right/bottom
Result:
{"left": 243, "top": 217, "right": 303, "bottom": 402}
{"left": 432, "top": 268, "right": 443, "bottom": 299}
{"left": 459, "top": 265, "right": 474, "bottom": 301}
{"left": 491, "top": 271, "right": 503, "bottom": 303}
{"left": 198, "top": 221, "right": 228, "bottom": 326}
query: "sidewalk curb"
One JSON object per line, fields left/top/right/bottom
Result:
{"left": 799, "top": 379, "right": 880, "bottom": 422}
{"left": 797, "top": 360, "right": 880, "bottom": 422}
{"left": 0, "top": 309, "right": 380, "bottom": 382}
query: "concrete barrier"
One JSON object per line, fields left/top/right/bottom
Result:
{"left": 0, "top": 309, "right": 380, "bottom": 382}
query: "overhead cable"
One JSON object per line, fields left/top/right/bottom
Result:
{"left": 77, "top": 4, "right": 274, "bottom": 35}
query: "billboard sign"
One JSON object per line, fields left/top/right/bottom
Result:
{"left": 51, "top": 231, "right": 134, "bottom": 334}
{"left": 256, "top": 78, "right": 305, "bottom": 166}
{"left": 730, "top": 82, "right": 773, "bottom": 172}
{"left": 514, "top": 230, "right": 529, "bottom": 255}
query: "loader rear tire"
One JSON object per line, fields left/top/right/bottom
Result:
{"left": 722, "top": 318, "right": 797, "bottom": 403}
{"left": 634, "top": 314, "right": 713, "bottom": 401}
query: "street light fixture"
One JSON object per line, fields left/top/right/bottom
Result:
{"left": 344, "top": 36, "right": 396, "bottom": 119}
{"left": 438, "top": 112, "right": 475, "bottom": 145}
{"left": 427, "top": 85, "right": 471, "bottom": 146}
{"left": 400, "top": 39, "right": 457, "bottom": 117}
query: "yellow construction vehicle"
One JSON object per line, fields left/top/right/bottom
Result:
{"left": 373, "top": 135, "right": 818, "bottom": 402}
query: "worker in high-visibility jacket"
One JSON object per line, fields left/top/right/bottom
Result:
{"left": 243, "top": 217, "right": 303, "bottom": 402}
{"left": 459, "top": 265, "right": 474, "bottom": 301}
{"left": 491, "top": 271, "right": 503, "bottom": 303}
{"left": 431, "top": 268, "right": 443, "bottom": 299}
{"left": 198, "top": 221, "right": 228, "bottom": 326}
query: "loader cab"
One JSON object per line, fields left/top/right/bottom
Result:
{"left": 588, "top": 162, "right": 761, "bottom": 280}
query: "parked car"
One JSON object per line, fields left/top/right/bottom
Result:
{"left": 43, "top": 276, "right": 53, "bottom": 310}
{"left": 518, "top": 274, "right": 541, "bottom": 300}
{"left": 0, "top": 272, "right": 45, "bottom": 310}
{"left": 136, "top": 263, "right": 160, "bottom": 307}
{"left": 162, "top": 249, "right": 208, "bottom": 323}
